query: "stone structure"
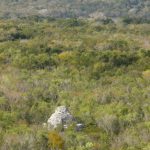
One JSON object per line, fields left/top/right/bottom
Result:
{"left": 47, "top": 106, "right": 73, "bottom": 129}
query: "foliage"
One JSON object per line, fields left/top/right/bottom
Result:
{"left": 0, "top": 0, "right": 150, "bottom": 23}
{"left": 48, "top": 131, "right": 65, "bottom": 150}
{"left": 0, "top": 18, "right": 149, "bottom": 150}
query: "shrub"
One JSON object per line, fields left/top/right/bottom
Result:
{"left": 142, "top": 70, "right": 150, "bottom": 79}
{"left": 97, "top": 115, "right": 120, "bottom": 135}
{"left": 110, "top": 52, "right": 138, "bottom": 67}
{"left": 48, "top": 131, "right": 65, "bottom": 150}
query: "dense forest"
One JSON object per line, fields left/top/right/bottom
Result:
{"left": 0, "top": 17, "right": 149, "bottom": 149}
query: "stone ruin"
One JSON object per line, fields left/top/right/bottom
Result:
{"left": 47, "top": 106, "right": 84, "bottom": 131}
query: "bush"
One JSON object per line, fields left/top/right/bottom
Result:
{"left": 48, "top": 131, "right": 65, "bottom": 150}
{"left": 97, "top": 115, "right": 120, "bottom": 135}
{"left": 110, "top": 52, "right": 138, "bottom": 67}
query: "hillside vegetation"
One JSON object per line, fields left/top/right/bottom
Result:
{"left": 0, "top": 18, "right": 150, "bottom": 149}
{"left": 0, "top": 0, "right": 150, "bottom": 22}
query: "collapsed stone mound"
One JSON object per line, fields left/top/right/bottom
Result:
{"left": 47, "top": 106, "right": 73, "bottom": 129}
